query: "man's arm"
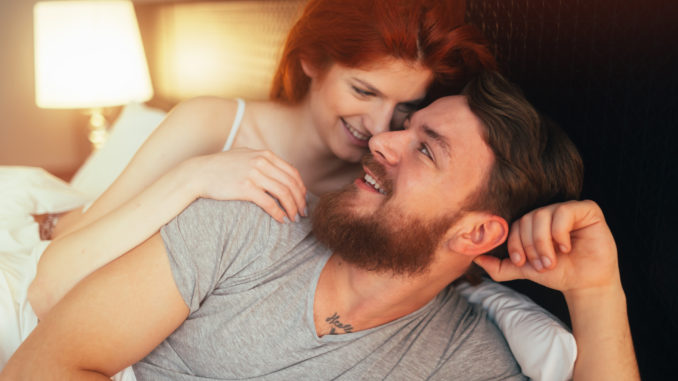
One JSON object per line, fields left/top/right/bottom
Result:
{"left": 0, "top": 233, "right": 189, "bottom": 380}
{"left": 474, "top": 200, "right": 640, "bottom": 381}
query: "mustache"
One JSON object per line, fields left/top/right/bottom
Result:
{"left": 361, "top": 154, "right": 393, "bottom": 195}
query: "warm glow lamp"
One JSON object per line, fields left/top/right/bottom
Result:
{"left": 34, "top": 0, "right": 153, "bottom": 149}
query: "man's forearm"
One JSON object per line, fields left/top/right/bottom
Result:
{"left": 1, "top": 360, "right": 110, "bottom": 380}
{"left": 565, "top": 283, "right": 640, "bottom": 381}
{"left": 3, "top": 233, "right": 189, "bottom": 381}
{"left": 0, "top": 327, "right": 110, "bottom": 380}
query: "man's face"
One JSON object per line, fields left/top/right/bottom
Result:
{"left": 313, "top": 96, "right": 495, "bottom": 275}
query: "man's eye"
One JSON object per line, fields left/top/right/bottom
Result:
{"left": 352, "top": 86, "right": 375, "bottom": 97}
{"left": 418, "top": 143, "right": 433, "bottom": 159}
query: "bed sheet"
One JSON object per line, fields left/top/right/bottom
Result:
{"left": 0, "top": 166, "right": 136, "bottom": 380}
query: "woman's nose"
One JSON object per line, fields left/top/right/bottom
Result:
{"left": 364, "top": 103, "right": 396, "bottom": 136}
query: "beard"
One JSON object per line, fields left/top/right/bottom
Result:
{"left": 312, "top": 155, "right": 461, "bottom": 277}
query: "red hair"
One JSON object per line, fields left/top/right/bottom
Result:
{"left": 270, "top": 0, "right": 496, "bottom": 103}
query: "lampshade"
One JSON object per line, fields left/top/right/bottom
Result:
{"left": 34, "top": 1, "right": 153, "bottom": 109}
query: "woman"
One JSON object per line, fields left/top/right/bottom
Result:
{"left": 28, "top": 0, "right": 495, "bottom": 317}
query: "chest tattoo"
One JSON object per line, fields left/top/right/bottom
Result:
{"left": 325, "top": 312, "right": 354, "bottom": 334}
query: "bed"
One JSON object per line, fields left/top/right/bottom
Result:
{"left": 1, "top": 1, "right": 577, "bottom": 380}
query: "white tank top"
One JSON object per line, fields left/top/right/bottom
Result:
{"left": 222, "top": 98, "right": 246, "bottom": 151}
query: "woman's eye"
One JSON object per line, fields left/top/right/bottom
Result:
{"left": 418, "top": 143, "right": 433, "bottom": 160}
{"left": 396, "top": 103, "right": 416, "bottom": 113}
{"left": 352, "top": 86, "right": 375, "bottom": 97}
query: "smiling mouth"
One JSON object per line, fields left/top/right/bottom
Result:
{"left": 341, "top": 118, "right": 370, "bottom": 141}
{"left": 363, "top": 173, "right": 387, "bottom": 195}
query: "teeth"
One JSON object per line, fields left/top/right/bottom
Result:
{"left": 364, "top": 174, "right": 386, "bottom": 195}
{"left": 344, "top": 120, "right": 370, "bottom": 141}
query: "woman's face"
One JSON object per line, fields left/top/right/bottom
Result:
{"left": 305, "top": 58, "right": 433, "bottom": 163}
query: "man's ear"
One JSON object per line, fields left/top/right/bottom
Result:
{"left": 446, "top": 213, "right": 508, "bottom": 256}
{"left": 300, "top": 58, "right": 318, "bottom": 78}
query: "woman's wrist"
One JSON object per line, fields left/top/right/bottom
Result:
{"left": 172, "top": 156, "right": 208, "bottom": 201}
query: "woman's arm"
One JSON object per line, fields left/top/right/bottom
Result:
{"left": 29, "top": 159, "right": 199, "bottom": 318}
{"left": 29, "top": 98, "right": 306, "bottom": 318}
{"left": 52, "top": 97, "right": 235, "bottom": 239}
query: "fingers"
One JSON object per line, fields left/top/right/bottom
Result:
{"left": 518, "top": 214, "right": 542, "bottom": 270}
{"left": 260, "top": 151, "right": 307, "bottom": 196}
{"left": 532, "top": 209, "right": 558, "bottom": 269}
{"left": 506, "top": 222, "right": 527, "bottom": 267}
{"left": 508, "top": 205, "right": 560, "bottom": 272}
{"left": 249, "top": 153, "right": 307, "bottom": 221}
{"left": 250, "top": 172, "right": 301, "bottom": 222}
{"left": 473, "top": 255, "right": 526, "bottom": 283}
{"left": 551, "top": 205, "right": 574, "bottom": 253}
{"left": 248, "top": 190, "right": 288, "bottom": 223}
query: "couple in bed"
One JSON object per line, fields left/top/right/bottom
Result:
{"left": 2, "top": 0, "right": 638, "bottom": 379}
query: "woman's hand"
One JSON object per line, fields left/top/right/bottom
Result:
{"left": 189, "top": 148, "right": 308, "bottom": 223}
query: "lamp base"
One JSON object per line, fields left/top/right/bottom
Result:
{"left": 87, "top": 108, "right": 109, "bottom": 150}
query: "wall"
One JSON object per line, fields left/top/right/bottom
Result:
{"left": 136, "top": 0, "right": 304, "bottom": 104}
{"left": 0, "top": 0, "right": 305, "bottom": 180}
{"left": 0, "top": 0, "right": 90, "bottom": 180}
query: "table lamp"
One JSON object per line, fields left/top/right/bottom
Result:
{"left": 34, "top": 0, "right": 153, "bottom": 150}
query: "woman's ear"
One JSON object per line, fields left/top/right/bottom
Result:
{"left": 447, "top": 213, "right": 508, "bottom": 256}
{"left": 300, "top": 58, "right": 318, "bottom": 78}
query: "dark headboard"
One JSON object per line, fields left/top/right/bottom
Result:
{"left": 466, "top": 1, "right": 677, "bottom": 379}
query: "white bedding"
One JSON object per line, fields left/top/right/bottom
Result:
{"left": 0, "top": 167, "right": 137, "bottom": 380}
{"left": 0, "top": 166, "right": 87, "bottom": 365}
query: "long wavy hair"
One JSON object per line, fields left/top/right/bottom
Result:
{"left": 270, "top": 0, "right": 497, "bottom": 104}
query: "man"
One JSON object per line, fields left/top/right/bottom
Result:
{"left": 1, "top": 72, "right": 639, "bottom": 380}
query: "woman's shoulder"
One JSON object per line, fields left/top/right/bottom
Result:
{"left": 172, "top": 96, "right": 242, "bottom": 119}
{"left": 161, "top": 97, "right": 254, "bottom": 144}
{"left": 171, "top": 97, "right": 282, "bottom": 126}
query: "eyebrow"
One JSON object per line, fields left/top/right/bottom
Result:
{"left": 422, "top": 124, "right": 451, "bottom": 157}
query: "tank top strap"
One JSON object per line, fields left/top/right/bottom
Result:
{"left": 223, "top": 98, "right": 246, "bottom": 151}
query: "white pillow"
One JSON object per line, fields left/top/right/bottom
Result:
{"left": 70, "top": 103, "right": 167, "bottom": 201}
{"left": 457, "top": 279, "right": 576, "bottom": 381}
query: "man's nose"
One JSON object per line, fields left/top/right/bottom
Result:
{"left": 368, "top": 129, "right": 407, "bottom": 166}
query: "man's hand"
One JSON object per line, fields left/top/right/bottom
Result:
{"left": 474, "top": 200, "right": 640, "bottom": 381}
{"left": 473, "top": 200, "right": 621, "bottom": 294}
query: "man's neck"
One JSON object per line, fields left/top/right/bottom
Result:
{"left": 313, "top": 254, "right": 455, "bottom": 337}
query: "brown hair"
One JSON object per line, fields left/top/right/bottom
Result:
{"left": 270, "top": 0, "right": 496, "bottom": 103}
{"left": 463, "top": 71, "right": 584, "bottom": 252}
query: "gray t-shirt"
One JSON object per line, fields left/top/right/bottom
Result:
{"left": 132, "top": 199, "right": 524, "bottom": 380}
